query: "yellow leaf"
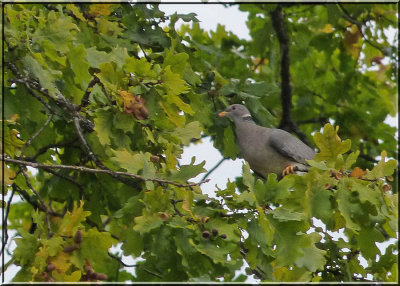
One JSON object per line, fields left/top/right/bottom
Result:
{"left": 322, "top": 23, "right": 333, "bottom": 33}
{"left": 50, "top": 251, "right": 71, "bottom": 274}
{"left": 59, "top": 201, "right": 91, "bottom": 236}
{"left": 0, "top": 164, "right": 16, "bottom": 186}
{"left": 165, "top": 143, "right": 177, "bottom": 169}
{"left": 89, "top": 4, "right": 113, "bottom": 17}
{"left": 160, "top": 101, "right": 185, "bottom": 127}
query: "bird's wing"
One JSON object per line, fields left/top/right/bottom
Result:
{"left": 268, "top": 129, "right": 315, "bottom": 164}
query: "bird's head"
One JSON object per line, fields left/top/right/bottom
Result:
{"left": 218, "top": 104, "right": 252, "bottom": 121}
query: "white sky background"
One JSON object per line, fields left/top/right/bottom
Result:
{"left": 3, "top": 3, "right": 398, "bottom": 283}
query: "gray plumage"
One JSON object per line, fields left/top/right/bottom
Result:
{"left": 219, "top": 104, "right": 315, "bottom": 178}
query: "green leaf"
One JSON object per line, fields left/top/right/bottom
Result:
{"left": 22, "top": 54, "right": 61, "bottom": 96}
{"left": 112, "top": 150, "right": 156, "bottom": 186}
{"left": 356, "top": 227, "right": 385, "bottom": 260}
{"left": 160, "top": 101, "right": 186, "bottom": 127}
{"left": 133, "top": 213, "right": 164, "bottom": 235}
{"left": 79, "top": 228, "right": 113, "bottom": 271}
{"left": 313, "top": 123, "right": 351, "bottom": 166}
{"left": 268, "top": 208, "right": 305, "bottom": 222}
{"left": 161, "top": 66, "right": 189, "bottom": 97}
{"left": 173, "top": 121, "right": 202, "bottom": 145}
{"left": 255, "top": 174, "right": 292, "bottom": 204}
{"left": 13, "top": 229, "right": 39, "bottom": 266}
{"left": 93, "top": 109, "right": 113, "bottom": 146}
{"left": 96, "top": 62, "right": 125, "bottom": 91}
{"left": 242, "top": 162, "right": 255, "bottom": 193}
{"left": 121, "top": 228, "right": 143, "bottom": 257}
{"left": 366, "top": 150, "right": 397, "bottom": 179}
{"left": 123, "top": 57, "right": 157, "bottom": 78}
{"left": 335, "top": 181, "right": 363, "bottom": 231}
{"left": 67, "top": 44, "right": 91, "bottom": 88}
{"left": 343, "top": 150, "right": 360, "bottom": 170}
{"left": 310, "top": 187, "right": 333, "bottom": 223}
{"left": 222, "top": 125, "right": 238, "bottom": 159}
{"left": 295, "top": 233, "right": 326, "bottom": 272}
{"left": 43, "top": 236, "right": 64, "bottom": 256}
{"left": 306, "top": 159, "right": 331, "bottom": 171}
{"left": 258, "top": 207, "right": 275, "bottom": 246}
{"left": 168, "top": 157, "right": 206, "bottom": 182}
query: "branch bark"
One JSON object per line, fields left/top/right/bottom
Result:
{"left": 270, "top": 5, "right": 313, "bottom": 147}
{"left": 2, "top": 156, "right": 210, "bottom": 188}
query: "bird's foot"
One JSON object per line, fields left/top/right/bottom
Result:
{"left": 282, "top": 165, "right": 298, "bottom": 177}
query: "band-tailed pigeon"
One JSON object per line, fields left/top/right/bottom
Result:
{"left": 218, "top": 104, "right": 315, "bottom": 178}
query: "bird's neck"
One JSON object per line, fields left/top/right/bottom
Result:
{"left": 241, "top": 115, "right": 254, "bottom": 122}
{"left": 233, "top": 115, "right": 256, "bottom": 133}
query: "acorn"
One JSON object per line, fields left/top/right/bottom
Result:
{"left": 212, "top": 229, "right": 219, "bottom": 236}
{"left": 74, "top": 230, "right": 83, "bottom": 244}
{"left": 383, "top": 184, "right": 392, "bottom": 192}
{"left": 46, "top": 263, "right": 56, "bottom": 272}
{"left": 63, "top": 244, "right": 79, "bottom": 253}
{"left": 160, "top": 212, "right": 169, "bottom": 220}
{"left": 93, "top": 273, "right": 107, "bottom": 280}
{"left": 202, "top": 230, "right": 211, "bottom": 239}
{"left": 150, "top": 155, "right": 160, "bottom": 163}
{"left": 220, "top": 234, "right": 227, "bottom": 239}
{"left": 85, "top": 264, "right": 94, "bottom": 275}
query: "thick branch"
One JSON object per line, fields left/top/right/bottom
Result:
{"left": 270, "top": 5, "right": 312, "bottom": 147}
{"left": 271, "top": 5, "right": 292, "bottom": 130}
{"left": 2, "top": 156, "right": 210, "bottom": 188}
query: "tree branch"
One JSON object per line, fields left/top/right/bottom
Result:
{"left": 2, "top": 156, "right": 210, "bottom": 188}
{"left": 337, "top": 3, "right": 386, "bottom": 54}
{"left": 108, "top": 252, "right": 163, "bottom": 279}
{"left": 20, "top": 114, "right": 53, "bottom": 158}
{"left": 80, "top": 76, "right": 100, "bottom": 107}
{"left": 271, "top": 5, "right": 292, "bottom": 130}
{"left": 7, "top": 62, "right": 94, "bottom": 133}
{"left": 12, "top": 184, "right": 63, "bottom": 218}
{"left": 1, "top": 187, "right": 15, "bottom": 258}
{"left": 200, "top": 157, "right": 226, "bottom": 182}
{"left": 270, "top": 5, "right": 313, "bottom": 147}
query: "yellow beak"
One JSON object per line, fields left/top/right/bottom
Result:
{"left": 218, "top": 111, "right": 227, "bottom": 117}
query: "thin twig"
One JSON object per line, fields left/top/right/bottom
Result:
{"left": 20, "top": 114, "right": 53, "bottom": 158}
{"left": 9, "top": 78, "right": 59, "bottom": 115}
{"left": 20, "top": 168, "right": 48, "bottom": 211}
{"left": 108, "top": 252, "right": 137, "bottom": 268}
{"left": 200, "top": 157, "right": 226, "bottom": 182}
{"left": 73, "top": 117, "right": 96, "bottom": 161}
{"left": 2, "top": 156, "right": 210, "bottom": 188}
{"left": 7, "top": 63, "right": 95, "bottom": 133}
{"left": 81, "top": 76, "right": 100, "bottom": 107}
{"left": 108, "top": 252, "right": 163, "bottom": 279}
{"left": 337, "top": 3, "right": 386, "bottom": 53}
{"left": 170, "top": 199, "right": 184, "bottom": 217}
{"left": 31, "top": 139, "right": 79, "bottom": 161}
{"left": 12, "top": 184, "right": 63, "bottom": 217}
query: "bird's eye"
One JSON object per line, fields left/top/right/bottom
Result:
{"left": 232, "top": 106, "right": 236, "bottom": 110}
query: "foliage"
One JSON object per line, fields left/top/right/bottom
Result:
{"left": 2, "top": 3, "right": 398, "bottom": 283}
